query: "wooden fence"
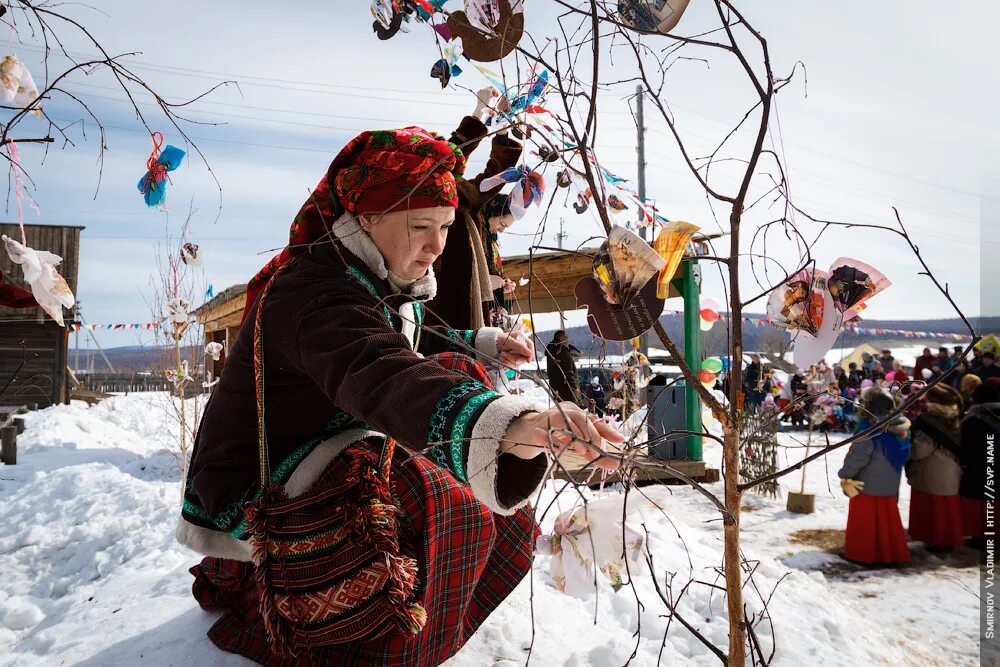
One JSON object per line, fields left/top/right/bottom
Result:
{"left": 77, "top": 372, "right": 210, "bottom": 395}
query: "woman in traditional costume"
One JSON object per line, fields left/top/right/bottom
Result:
{"left": 838, "top": 387, "right": 911, "bottom": 566}
{"left": 177, "top": 126, "right": 621, "bottom": 666}
{"left": 905, "top": 384, "right": 964, "bottom": 552}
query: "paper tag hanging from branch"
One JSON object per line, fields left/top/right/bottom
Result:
{"left": 575, "top": 226, "right": 666, "bottom": 341}
{"left": 0, "top": 55, "right": 42, "bottom": 118}
{"left": 652, "top": 220, "right": 699, "bottom": 299}
{"left": 447, "top": 0, "right": 524, "bottom": 62}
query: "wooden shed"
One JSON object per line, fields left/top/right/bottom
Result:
{"left": 193, "top": 283, "right": 247, "bottom": 376}
{"left": 0, "top": 222, "right": 84, "bottom": 407}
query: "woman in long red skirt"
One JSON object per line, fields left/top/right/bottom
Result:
{"left": 906, "top": 384, "right": 964, "bottom": 551}
{"left": 960, "top": 379, "right": 1000, "bottom": 547}
{"left": 838, "top": 388, "right": 911, "bottom": 566}
{"left": 175, "top": 124, "right": 622, "bottom": 666}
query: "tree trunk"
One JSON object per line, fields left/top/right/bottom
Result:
{"left": 723, "top": 423, "right": 745, "bottom": 664}
{"left": 176, "top": 335, "right": 187, "bottom": 500}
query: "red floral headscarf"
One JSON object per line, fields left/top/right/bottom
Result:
{"left": 241, "top": 127, "right": 465, "bottom": 324}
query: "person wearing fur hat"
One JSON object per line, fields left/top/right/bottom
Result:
{"left": 905, "top": 384, "right": 964, "bottom": 551}
{"left": 959, "top": 379, "right": 1000, "bottom": 546}
{"left": 176, "top": 126, "right": 623, "bottom": 665}
{"left": 837, "top": 387, "right": 911, "bottom": 565}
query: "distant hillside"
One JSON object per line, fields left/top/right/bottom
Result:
{"left": 68, "top": 316, "right": 995, "bottom": 372}
{"left": 70, "top": 345, "right": 202, "bottom": 373}
{"left": 539, "top": 315, "right": 996, "bottom": 361}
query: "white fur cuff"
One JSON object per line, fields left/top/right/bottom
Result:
{"left": 468, "top": 395, "right": 549, "bottom": 515}
{"left": 475, "top": 327, "right": 502, "bottom": 364}
{"left": 176, "top": 516, "right": 252, "bottom": 561}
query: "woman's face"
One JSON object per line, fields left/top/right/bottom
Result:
{"left": 361, "top": 206, "right": 455, "bottom": 280}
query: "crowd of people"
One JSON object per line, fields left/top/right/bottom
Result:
{"left": 737, "top": 344, "right": 997, "bottom": 566}
{"left": 837, "top": 377, "right": 998, "bottom": 566}
{"left": 739, "top": 345, "right": 998, "bottom": 434}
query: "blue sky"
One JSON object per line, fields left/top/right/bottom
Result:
{"left": 1, "top": 0, "right": 994, "bottom": 347}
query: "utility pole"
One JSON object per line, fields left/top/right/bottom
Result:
{"left": 74, "top": 301, "right": 80, "bottom": 373}
{"left": 80, "top": 312, "right": 116, "bottom": 373}
{"left": 636, "top": 85, "right": 651, "bottom": 385}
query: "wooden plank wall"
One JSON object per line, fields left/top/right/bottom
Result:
{"left": 0, "top": 223, "right": 83, "bottom": 405}
{"left": 0, "top": 319, "right": 63, "bottom": 406}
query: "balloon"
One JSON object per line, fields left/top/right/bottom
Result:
{"left": 860, "top": 379, "right": 874, "bottom": 389}
{"left": 885, "top": 371, "right": 896, "bottom": 383}
{"left": 701, "top": 357, "right": 723, "bottom": 374}
{"left": 700, "top": 308, "right": 720, "bottom": 322}
{"left": 698, "top": 369, "right": 716, "bottom": 384}
{"left": 701, "top": 297, "right": 722, "bottom": 312}
{"left": 700, "top": 316, "right": 715, "bottom": 331}
{"left": 921, "top": 368, "right": 933, "bottom": 380}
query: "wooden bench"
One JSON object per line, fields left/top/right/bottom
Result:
{"left": 0, "top": 404, "right": 29, "bottom": 465}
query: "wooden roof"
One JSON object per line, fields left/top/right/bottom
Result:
{"left": 502, "top": 247, "right": 683, "bottom": 314}
{"left": 194, "top": 283, "right": 247, "bottom": 334}
{"left": 192, "top": 249, "right": 689, "bottom": 328}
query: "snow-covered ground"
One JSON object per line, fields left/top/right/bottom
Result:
{"left": 0, "top": 394, "right": 980, "bottom": 666}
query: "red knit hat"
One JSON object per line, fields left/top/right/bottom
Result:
{"left": 332, "top": 127, "right": 466, "bottom": 215}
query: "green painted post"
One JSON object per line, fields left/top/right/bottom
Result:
{"left": 673, "top": 259, "right": 703, "bottom": 460}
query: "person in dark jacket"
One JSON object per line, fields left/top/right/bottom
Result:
{"left": 913, "top": 347, "right": 936, "bottom": 381}
{"left": 906, "top": 385, "right": 964, "bottom": 551}
{"left": 176, "top": 127, "right": 622, "bottom": 666}
{"left": 847, "top": 362, "right": 863, "bottom": 389}
{"left": 425, "top": 88, "right": 523, "bottom": 331}
{"left": 743, "top": 355, "right": 764, "bottom": 409}
{"left": 976, "top": 352, "right": 1000, "bottom": 381}
{"left": 838, "top": 387, "right": 911, "bottom": 565}
{"left": 582, "top": 376, "right": 607, "bottom": 416}
{"left": 960, "top": 379, "right": 1000, "bottom": 546}
{"left": 937, "top": 346, "right": 954, "bottom": 371}
{"left": 878, "top": 349, "right": 896, "bottom": 374}
{"left": 545, "top": 330, "right": 582, "bottom": 405}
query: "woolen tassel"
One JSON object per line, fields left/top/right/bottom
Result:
{"left": 405, "top": 603, "right": 428, "bottom": 634}
{"left": 385, "top": 553, "right": 420, "bottom": 603}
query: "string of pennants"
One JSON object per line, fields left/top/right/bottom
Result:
{"left": 69, "top": 323, "right": 160, "bottom": 331}
{"left": 653, "top": 310, "right": 970, "bottom": 341}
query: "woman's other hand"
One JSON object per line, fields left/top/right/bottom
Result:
{"left": 501, "top": 402, "right": 624, "bottom": 471}
{"left": 497, "top": 330, "right": 534, "bottom": 367}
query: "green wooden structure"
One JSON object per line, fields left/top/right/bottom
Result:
{"left": 504, "top": 250, "right": 705, "bottom": 464}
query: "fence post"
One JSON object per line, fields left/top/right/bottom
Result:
{"left": 1, "top": 425, "right": 16, "bottom": 465}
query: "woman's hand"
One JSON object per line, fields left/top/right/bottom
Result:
{"left": 501, "top": 402, "right": 625, "bottom": 471}
{"left": 473, "top": 86, "right": 510, "bottom": 121}
{"left": 496, "top": 330, "right": 534, "bottom": 367}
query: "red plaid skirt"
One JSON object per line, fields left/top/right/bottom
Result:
{"left": 192, "top": 442, "right": 537, "bottom": 666}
